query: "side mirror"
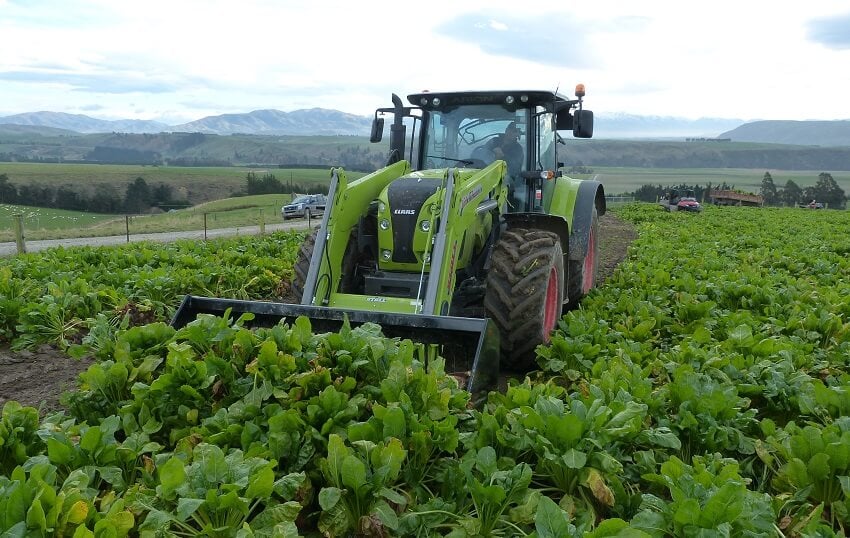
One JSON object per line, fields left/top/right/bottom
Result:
{"left": 556, "top": 110, "right": 573, "bottom": 131}
{"left": 573, "top": 110, "right": 593, "bottom": 138}
{"left": 370, "top": 117, "right": 385, "bottom": 143}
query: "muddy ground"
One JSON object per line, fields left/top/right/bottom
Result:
{"left": 0, "top": 212, "right": 638, "bottom": 413}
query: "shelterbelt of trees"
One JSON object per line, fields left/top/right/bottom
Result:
{"left": 0, "top": 174, "right": 189, "bottom": 214}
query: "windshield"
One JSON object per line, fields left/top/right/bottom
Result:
{"left": 291, "top": 196, "right": 310, "bottom": 204}
{"left": 423, "top": 105, "right": 526, "bottom": 173}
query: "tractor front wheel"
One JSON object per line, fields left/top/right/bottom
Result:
{"left": 292, "top": 229, "right": 362, "bottom": 302}
{"left": 291, "top": 230, "right": 317, "bottom": 301}
{"left": 483, "top": 228, "right": 564, "bottom": 371}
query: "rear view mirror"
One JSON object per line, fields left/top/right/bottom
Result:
{"left": 556, "top": 111, "right": 573, "bottom": 131}
{"left": 370, "top": 117, "right": 385, "bottom": 143}
{"left": 573, "top": 109, "right": 593, "bottom": 138}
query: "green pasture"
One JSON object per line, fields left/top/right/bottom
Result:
{"left": 0, "top": 204, "right": 119, "bottom": 233}
{"left": 0, "top": 163, "right": 362, "bottom": 204}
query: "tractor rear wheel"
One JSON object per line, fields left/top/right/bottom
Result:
{"left": 483, "top": 228, "right": 564, "bottom": 371}
{"left": 567, "top": 206, "right": 599, "bottom": 305}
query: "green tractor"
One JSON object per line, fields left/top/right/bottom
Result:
{"left": 173, "top": 86, "right": 605, "bottom": 396}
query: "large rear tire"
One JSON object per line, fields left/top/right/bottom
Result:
{"left": 567, "top": 207, "right": 599, "bottom": 306}
{"left": 483, "top": 228, "right": 564, "bottom": 371}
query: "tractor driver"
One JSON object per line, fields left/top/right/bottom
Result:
{"left": 487, "top": 121, "right": 523, "bottom": 178}
{"left": 485, "top": 121, "right": 525, "bottom": 208}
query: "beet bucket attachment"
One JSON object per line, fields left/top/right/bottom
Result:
{"left": 170, "top": 295, "right": 500, "bottom": 400}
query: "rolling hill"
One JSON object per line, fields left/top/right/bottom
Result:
{"left": 719, "top": 120, "right": 850, "bottom": 147}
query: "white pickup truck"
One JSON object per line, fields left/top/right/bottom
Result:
{"left": 281, "top": 194, "right": 326, "bottom": 220}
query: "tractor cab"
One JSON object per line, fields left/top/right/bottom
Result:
{"left": 370, "top": 88, "right": 593, "bottom": 213}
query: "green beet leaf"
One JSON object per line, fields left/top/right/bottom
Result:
{"left": 586, "top": 518, "right": 652, "bottom": 537}
{"left": 698, "top": 482, "right": 744, "bottom": 527}
{"left": 319, "top": 486, "right": 343, "bottom": 511}
{"left": 158, "top": 456, "right": 186, "bottom": 499}
{"left": 562, "top": 448, "right": 587, "bottom": 470}
{"left": 534, "top": 495, "right": 573, "bottom": 538}
{"left": 176, "top": 497, "right": 204, "bottom": 521}
{"left": 245, "top": 464, "right": 275, "bottom": 500}
{"left": 341, "top": 454, "right": 367, "bottom": 491}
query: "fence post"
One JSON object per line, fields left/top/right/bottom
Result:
{"left": 204, "top": 213, "right": 208, "bottom": 241}
{"left": 13, "top": 214, "right": 26, "bottom": 254}
{"left": 259, "top": 209, "right": 266, "bottom": 235}
{"left": 125, "top": 215, "right": 130, "bottom": 243}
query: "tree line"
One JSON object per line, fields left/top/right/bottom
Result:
{"left": 243, "top": 172, "right": 326, "bottom": 196}
{"left": 759, "top": 172, "right": 847, "bottom": 209}
{"left": 0, "top": 174, "right": 189, "bottom": 214}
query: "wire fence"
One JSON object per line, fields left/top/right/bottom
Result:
{"left": 605, "top": 195, "right": 635, "bottom": 205}
{"left": 0, "top": 203, "right": 320, "bottom": 256}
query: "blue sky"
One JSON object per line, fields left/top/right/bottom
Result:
{"left": 1, "top": 0, "right": 849, "bottom": 124}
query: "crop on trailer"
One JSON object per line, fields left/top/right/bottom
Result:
{"left": 172, "top": 86, "right": 605, "bottom": 399}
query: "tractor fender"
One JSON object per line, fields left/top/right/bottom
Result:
{"left": 568, "top": 180, "right": 606, "bottom": 261}
{"left": 503, "top": 212, "right": 570, "bottom": 259}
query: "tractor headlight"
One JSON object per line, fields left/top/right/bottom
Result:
{"left": 378, "top": 201, "right": 386, "bottom": 213}
{"left": 505, "top": 95, "right": 515, "bottom": 105}
{"left": 423, "top": 252, "right": 431, "bottom": 264}
{"left": 381, "top": 249, "right": 392, "bottom": 261}
{"left": 380, "top": 218, "right": 390, "bottom": 230}
{"left": 420, "top": 220, "right": 430, "bottom": 232}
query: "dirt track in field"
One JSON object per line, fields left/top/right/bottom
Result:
{"left": 0, "top": 212, "right": 638, "bottom": 413}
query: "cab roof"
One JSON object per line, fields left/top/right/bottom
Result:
{"left": 407, "top": 90, "right": 574, "bottom": 112}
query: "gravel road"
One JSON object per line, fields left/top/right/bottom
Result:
{"left": 0, "top": 219, "right": 316, "bottom": 257}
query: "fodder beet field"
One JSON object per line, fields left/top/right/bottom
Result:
{"left": 1, "top": 203, "right": 849, "bottom": 536}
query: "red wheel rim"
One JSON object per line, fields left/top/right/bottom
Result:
{"left": 581, "top": 225, "right": 596, "bottom": 294}
{"left": 543, "top": 266, "right": 559, "bottom": 341}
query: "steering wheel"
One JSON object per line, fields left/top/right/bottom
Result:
{"left": 470, "top": 145, "right": 496, "bottom": 165}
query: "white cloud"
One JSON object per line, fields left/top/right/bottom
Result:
{"left": 1, "top": 0, "right": 849, "bottom": 123}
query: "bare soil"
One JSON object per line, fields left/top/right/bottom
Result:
{"left": 0, "top": 212, "right": 638, "bottom": 413}
{"left": 0, "top": 345, "right": 93, "bottom": 413}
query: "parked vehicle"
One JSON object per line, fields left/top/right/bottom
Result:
{"left": 660, "top": 189, "right": 702, "bottom": 212}
{"left": 281, "top": 194, "right": 326, "bottom": 220}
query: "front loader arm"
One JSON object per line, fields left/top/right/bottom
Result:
{"left": 303, "top": 160, "right": 411, "bottom": 306}
{"left": 421, "top": 160, "right": 507, "bottom": 315}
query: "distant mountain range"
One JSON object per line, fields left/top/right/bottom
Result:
{"left": 0, "top": 109, "right": 372, "bottom": 136}
{"left": 0, "top": 111, "right": 170, "bottom": 135}
{"left": 1, "top": 109, "right": 850, "bottom": 146}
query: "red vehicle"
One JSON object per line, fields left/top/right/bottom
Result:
{"left": 660, "top": 189, "right": 702, "bottom": 212}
